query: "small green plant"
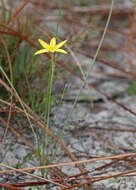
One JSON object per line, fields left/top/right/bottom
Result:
{"left": 34, "top": 36, "right": 68, "bottom": 176}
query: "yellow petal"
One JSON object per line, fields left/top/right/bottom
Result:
{"left": 38, "top": 39, "right": 49, "bottom": 49}
{"left": 34, "top": 49, "right": 49, "bottom": 55}
{"left": 55, "top": 48, "right": 67, "bottom": 54}
{"left": 55, "top": 40, "right": 67, "bottom": 49}
{"left": 50, "top": 37, "right": 56, "bottom": 47}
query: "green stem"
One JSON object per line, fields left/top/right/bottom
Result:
{"left": 41, "top": 53, "right": 55, "bottom": 176}
{"left": 55, "top": 0, "right": 62, "bottom": 38}
{"left": 47, "top": 53, "right": 55, "bottom": 126}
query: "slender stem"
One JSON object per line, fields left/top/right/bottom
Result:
{"left": 55, "top": 0, "right": 62, "bottom": 38}
{"left": 46, "top": 53, "right": 55, "bottom": 158}
{"left": 47, "top": 53, "right": 54, "bottom": 126}
{"left": 41, "top": 53, "right": 55, "bottom": 176}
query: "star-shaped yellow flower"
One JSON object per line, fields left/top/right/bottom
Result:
{"left": 34, "top": 37, "right": 67, "bottom": 55}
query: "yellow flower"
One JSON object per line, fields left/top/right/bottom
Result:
{"left": 34, "top": 37, "right": 67, "bottom": 55}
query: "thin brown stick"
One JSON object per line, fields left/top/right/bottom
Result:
{"left": 12, "top": 180, "right": 62, "bottom": 188}
{"left": 6, "top": 0, "right": 31, "bottom": 25}
{"left": 0, "top": 151, "right": 136, "bottom": 174}
{"left": 0, "top": 183, "right": 23, "bottom": 190}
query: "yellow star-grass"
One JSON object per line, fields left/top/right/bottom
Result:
{"left": 34, "top": 37, "right": 67, "bottom": 55}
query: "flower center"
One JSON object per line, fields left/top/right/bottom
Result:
{"left": 49, "top": 45, "right": 56, "bottom": 51}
